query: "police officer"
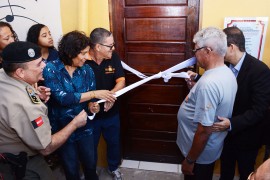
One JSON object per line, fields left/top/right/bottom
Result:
{"left": 0, "top": 41, "right": 88, "bottom": 179}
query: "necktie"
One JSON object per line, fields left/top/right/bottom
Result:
{"left": 232, "top": 68, "right": 238, "bottom": 77}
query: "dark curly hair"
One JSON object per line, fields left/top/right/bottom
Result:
{"left": 0, "top": 21, "right": 19, "bottom": 42}
{"left": 58, "top": 31, "right": 90, "bottom": 66}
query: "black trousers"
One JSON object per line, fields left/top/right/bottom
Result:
{"left": 184, "top": 161, "right": 215, "bottom": 180}
{"left": 219, "top": 145, "right": 259, "bottom": 180}
{"left": 0, "top": 155, "right": 54, "bottom": 180}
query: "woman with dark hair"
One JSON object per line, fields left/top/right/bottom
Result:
{"left": 43, "top": 31, "right": 116, "bottom": 180}
{"left": 0, "top": 21, "right": 18, "bottom": 68}
{"left": 27, "top": 23, "right": 58, "bottom": 63}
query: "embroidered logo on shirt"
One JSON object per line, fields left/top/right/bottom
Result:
{"left": 26, "top": 85, "right": 41, "bottom": 104}
{"left": 31, "top": 116, "right": 44, "bottom": 129}
{"left": 105, "top": 66, "right": 115, "bottom": 74}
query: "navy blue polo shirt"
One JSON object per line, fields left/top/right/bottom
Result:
{"left": 85, "top": 52, "right": 125, "bottom": 119}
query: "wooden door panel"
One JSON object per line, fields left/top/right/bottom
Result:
{"left": 128, "top": 114, "right": 177, "bottom": 131}
{"left": 126, "top": 18, "right": 186, "bottom": 41}
{"left": 126, "top": 74, "right": 189, "bottom": 85}
{"left": 124, "top": 138, "right": 181, "bottom": 163}
{"left": 126, "top": 53, "right": 186, "bottom": 73}
{"left": 126, "top": 139, "right": 179, "bottom": 156}
{"left": 129, "top": 130, "right": 177, "bottom": 140}
{"left": 126, "top": 85, "right": 187, "bottom": 104}
{"left": 125, "top": 0, "right": 187, "bottom": 5}
{"left": 126, "top": 43, "right": 186, "bottom": 53}
{"left": 125, "top": 6, "right": 188, "bottom": 18}
{"left": 128, "top": 104, "right": 179, "bottom": 114}
{"left": 109, "top": 0, "right": 200, "bottom": 163}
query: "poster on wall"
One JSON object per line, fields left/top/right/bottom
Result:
{"left": 224, "top": 17, "right": 268, "bottom": 60}
{"left": 0, "top": 0, "right": 63, "bottom": 47}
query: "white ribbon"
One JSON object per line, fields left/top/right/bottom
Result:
{"left": 88, "top": 57, "right": 197, "bottom": 120}
{"left": 161, "top": 57, "right": 196, "bottom": 82}
{"left": 162, "top": 72, "right": 190, "bottom": 83}
{"left": 121, "top": 61, "right": 148, "bottom": 79}
{"left": 88, "top": 72, "right": 162, "bottom": 120}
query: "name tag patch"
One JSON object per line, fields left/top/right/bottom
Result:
{"left": 31, "top": 116, "right": 44, "bottom": 129}
{"left": 26, "top": 85, "right": 41, "bottom": 104}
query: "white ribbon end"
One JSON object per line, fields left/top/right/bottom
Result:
{"left": 182, "top": 72, "right": 190, "bottom": 78}
{"left": 88, "top": 113, "right": 96, "bottom": 120}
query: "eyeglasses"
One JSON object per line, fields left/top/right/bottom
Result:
{"left": 192, "top": 46, "right": 206, "bottom": 54}
{"left": 99, "top": 43, "right": 115, "bottom": 50}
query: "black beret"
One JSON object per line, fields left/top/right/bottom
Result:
{"left": 2, "top": 41, "right": 41, "bottom": 63}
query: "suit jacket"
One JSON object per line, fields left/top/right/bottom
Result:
{"left": 262, "top": 107, "right": 270, "bottom": 146}
{"left": 224, "top": 53, "right": 270, "bottom": 149}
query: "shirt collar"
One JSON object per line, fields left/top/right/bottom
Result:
{"left": 229, "top": 52, "right": 246, "bottom": 72}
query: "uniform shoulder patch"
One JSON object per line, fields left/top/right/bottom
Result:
{"left": 26, "top": 85, "right": 41, "bottom": 104}
{"left": 31, "top": 116, "right": 44, "bottom": 129}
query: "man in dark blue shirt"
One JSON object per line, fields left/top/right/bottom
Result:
{"left": 86, "top": 28, "right": 125, "bottom": 180}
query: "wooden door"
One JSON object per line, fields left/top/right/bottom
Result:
{"left": 109, "top": 0, "right": 200, "bottom": 163}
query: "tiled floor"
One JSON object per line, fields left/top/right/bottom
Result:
{"left": 53, "top": 160, "right": 239, "bottom": 180}
{"left": 121, "top": 160, "right": 180, "bottom": 173}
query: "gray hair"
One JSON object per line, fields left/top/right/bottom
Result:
{"left": 193, "top": 27, "right": 227, "bottom": 57}
{"left": 89, "top": 28, "right": 112, "bottom": 49}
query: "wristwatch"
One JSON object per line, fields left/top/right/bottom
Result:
{"left": 185, "top": 156, "right": 196, "bottom": 164}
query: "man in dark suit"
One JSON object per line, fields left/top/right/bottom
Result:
{"left": 212, "top": 26, "right": 270, "bottom": 180}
